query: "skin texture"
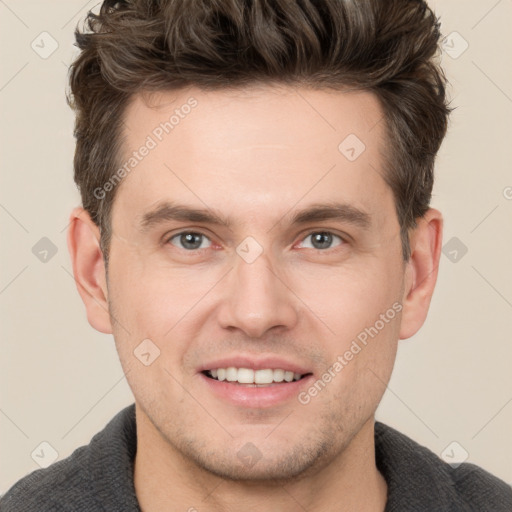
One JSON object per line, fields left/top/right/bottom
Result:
{"left": 68, "top": 85, "right": 442, "bottom": 512}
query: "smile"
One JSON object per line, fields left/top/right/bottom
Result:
{"left": 203, "top": 367, "right": 309, "bottom": 386}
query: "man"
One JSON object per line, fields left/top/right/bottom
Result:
{"left": 2, "top": 0, "right": 511, "bottom": 510}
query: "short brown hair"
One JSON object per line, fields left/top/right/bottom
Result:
{"left": 68, "top": 0, "right": 451, "bottom": 262}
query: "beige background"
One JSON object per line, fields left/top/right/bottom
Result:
{"left": 1, "top": 0, "right": 511, "bottom": 493}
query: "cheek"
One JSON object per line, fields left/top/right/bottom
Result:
{"left": 106, "top": 248, "right": 224, "bottom": 358}
{"left": 291, "top": 258, "right": 403, "bottom": 339}
{"left": 292, "top": 257, "right": 403, "bottom": 406}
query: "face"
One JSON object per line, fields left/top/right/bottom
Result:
{"left": 104, "top": 85, "right": 407, "bottom": 481}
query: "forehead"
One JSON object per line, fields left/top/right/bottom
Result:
{"left": 114, "top": 85, "right": 391, "bottom": 229}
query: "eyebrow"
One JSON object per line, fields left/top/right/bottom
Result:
{"left": 139, "top": 201, "right": 372, "bottom": 232}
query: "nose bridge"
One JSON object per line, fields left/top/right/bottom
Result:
{"left": 218, "top": 243, "right": 298, "bottom": 337}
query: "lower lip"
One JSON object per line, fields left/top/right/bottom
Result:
{"left": 199, "top": 373, "right": 314, "bottom": 408}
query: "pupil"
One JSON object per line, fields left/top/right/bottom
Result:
{"left": 313, "top": 232, "right": 332, "bottom": 249}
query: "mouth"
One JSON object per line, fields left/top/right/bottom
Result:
{"left": 202, "top": 367, "right": 313, "bottom": 387}
{"left": 197, "top": 356, "right": 315, "bottom": 407}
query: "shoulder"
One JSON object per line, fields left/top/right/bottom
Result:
{"left": 451, "top": 460, "right": 512, "bottom": 509}
{"left": 0, "top": 444, "right": 96, "bottom": 511}
{"left": 0, "top": 405, "right": 139, "bottom": 512}
{"left": 375, "top": 421, "right": 512, "bottom": 511}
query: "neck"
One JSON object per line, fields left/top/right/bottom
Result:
{"left": 133, "top": 407, "right": 387, "bottom": 512}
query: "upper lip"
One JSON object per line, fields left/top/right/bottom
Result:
{"left": 198, "top": 355, "right": 312, "bottom": 375}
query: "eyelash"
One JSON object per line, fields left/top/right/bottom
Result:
{"left": 166, "top": 230, "right": 346, "bottom": 252}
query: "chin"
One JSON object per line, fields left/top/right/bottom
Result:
{"left": 175, "top": 437, "right": 333, "bottom": 484}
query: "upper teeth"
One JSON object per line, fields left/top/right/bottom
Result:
{"left": 209, "top": 368, "right": 302, "bottom": 384}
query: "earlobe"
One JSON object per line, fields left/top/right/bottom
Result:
{"left": 67, "top": 207, "right": 113, "bottom": 334}
{"left": 399, "top": 208, "right": 443, "bottom": 340}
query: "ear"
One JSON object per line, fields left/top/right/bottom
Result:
{"left": 67, "top": 207, "right": 112, "bottom": 334}
{"left": 399, "top": 208, "right": 443, "bottom": 340}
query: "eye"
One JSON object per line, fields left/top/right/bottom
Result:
{"left": 298, "top": 231, "right": 344, "bottom": 250}
{"left": 168, "top": 232, "right": 212, "bottom": 250}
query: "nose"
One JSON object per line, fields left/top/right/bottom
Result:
{"left": 217, "top": 249, "right": 299, "bottom": 338}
